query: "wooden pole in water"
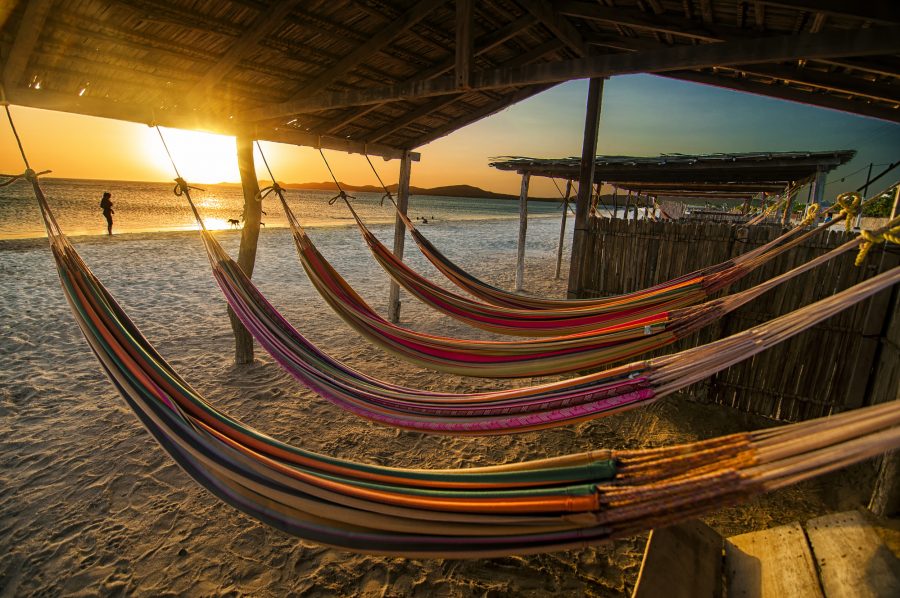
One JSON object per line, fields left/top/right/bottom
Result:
{"left": 388, "top": 150, "right": 413, "bottom": 323}
{"left": 567, "top": 77, "right": 604, "bottom": 299}
{"left": 515, "top": 171, "right": 530, "bottom": 292}
{"left": 231, "top": 136, "right": 263, "bottom": 364}
{"left": 555, "top": 179, "right": 572, "bottom": 279}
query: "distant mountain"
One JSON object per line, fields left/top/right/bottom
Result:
{"left": 280, "top": 181, "right": 557, "bottom": 201}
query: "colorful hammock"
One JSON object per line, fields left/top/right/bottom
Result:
{"left": 383, "top": 197, "right": 838, "bottom": 311}
{"left": 346, "top": 197, "right": 844, "bottom": 336}
{"left": 267, "top": 191, "right": 881, "bottom": 378}
{"left": 162, "top": 179, "right": 898, "bottom": 433}
{"left": 26, "top": 173, "right": 900, "bottom": 557}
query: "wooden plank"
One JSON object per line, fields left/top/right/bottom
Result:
{"left": 632, "top": 519, "right": 724, "bottom": 598}
{"left": 241, "top": 25, "right": 900, "bottom": 120}
{"left": 725, "top": 522, "right": 822, "bottom": 597}
{"left": 806, "top": 510, "right": 900, "bottom": 598}
{"left": 455, "top": 0, "right": 473, "bottom": 88}
{"left": 519, "top": 0, "right": 589, "bottom": 56}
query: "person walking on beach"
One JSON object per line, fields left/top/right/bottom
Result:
{"left": 100, "top": 192, "right": 114, "bottom": 235}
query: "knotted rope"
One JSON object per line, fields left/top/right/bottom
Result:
{"left": 855, "top": 223, "right": 900, "bottom": 266}
{"left": 799, "top": 203, "right": 820, "bottom": 227}
{"left": 835, "top": 192, "right": 862, "bottom": 232}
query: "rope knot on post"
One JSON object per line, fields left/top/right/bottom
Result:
{"left": 835, "top": 192, "right": 862, "bottom": 231}
{"left": 799, "top": 203, "right": 820, "bottom": 227}
{"left": 855, "top": 224, "right": 900, "bottom": 266}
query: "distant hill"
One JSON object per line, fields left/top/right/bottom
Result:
{"left": 279, "top": 181, "right": 557, "bottom": 201}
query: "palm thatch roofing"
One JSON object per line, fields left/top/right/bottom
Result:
{"left": 1, "top": 1, "right": 898, "bottom": 160}
{"left": 490, "top": 150, "right": 857, "bottom": 199}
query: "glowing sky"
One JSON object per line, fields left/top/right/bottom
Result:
{"left": 2, "top": 74, "right": 898, "bottom": 198}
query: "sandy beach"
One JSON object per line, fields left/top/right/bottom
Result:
{"left": 0, "top": 217, "right": 880, "bottom": 596}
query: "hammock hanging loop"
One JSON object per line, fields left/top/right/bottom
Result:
{"left": 855, "top": 224, "right": 900, "bottom": 266}
{"left": 799, "top": 202, "right": 820, "bottom": 227}
{"left": 172, "top": 177, "right": 204, "bottom": 197}
{"left": 835, "top": 192, "right": 862, "bottom": 232}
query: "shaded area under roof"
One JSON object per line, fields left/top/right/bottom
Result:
{"left": 0, "top": 1, "right": 898, "bottom": 160}
{"left": 490, "top": 150, "right": 857, "bottom": 199}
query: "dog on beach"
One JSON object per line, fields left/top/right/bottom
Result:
{"left": 227, "top": 218, "right": 241, "bottom": 228}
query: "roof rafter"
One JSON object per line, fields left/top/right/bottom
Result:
{"left": 284, "top": 0, "right": 449, "bottom": 102}
{"left": 187, "top": 0, "right": 306, "bottom": 98}
{"left": 365, "top": 39, "right": 566, "bottom": 143}
{"left": 242, "top": 25, "right": 900, "bottom": 121}
{"left": 518, "top": 0, "right": 589, "bottom": 56}
{"left": 3, "top": 85, "right": 417, "bottom": 161}
{"left": 664, "top": 70, "right": 900, "bottom": 123}
{"left": 756, "top": 1, "right": 900, "bottom": 24}
{"left": 2, "top": 0, "right": 54, "bottom": 89}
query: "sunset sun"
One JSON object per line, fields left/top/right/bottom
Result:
{"left": 141, "top": 127, "right": 240, "bottom": 184}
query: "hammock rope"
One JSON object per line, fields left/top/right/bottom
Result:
{"left": 856, "top": 223, "right": 900, "bottom": 267}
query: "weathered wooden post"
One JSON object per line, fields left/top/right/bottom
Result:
{"left": 858, "top": 162, "right": 873, "bottom": 228}
{"left": 782, "top": 182, "right": 795, "bottom": 226}
{"left": 555, "top": 180, "right": 572, "bottom": 279}
{"left": 387, "top": 150, "right": 413, "bottom": 323}
{"left": 230, "top": 135, "right": 263, "bottom": 364}
{"left": 612, "top": 186, "right": 619, "bottom": 219}
{"left": 515, "top": 171, "right": 530, "bottom": 292}
{"left": 810, "top": 166, "right": 827, "bottom": 224}
{"left": 567, "top": 77, "right": 604, "bottom": 299}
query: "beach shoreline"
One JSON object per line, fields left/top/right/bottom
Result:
{"left": 0, "top": 218, "right": 879, "bottom": 596}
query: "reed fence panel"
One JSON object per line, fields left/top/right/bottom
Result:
{"left": 575, "top": 218, "right": 897, "bottom": 421}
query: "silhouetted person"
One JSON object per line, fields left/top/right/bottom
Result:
{"left": 100, "top": 192, "right": 114, "bottom": 235}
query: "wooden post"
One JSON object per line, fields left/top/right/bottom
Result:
{"left": 891, "top": 184, "right": 900, "bottom": 219}
{"left": 515, "top": 172, "right": 530, "bottom": 292}
{"left": 567, "top": 77, "right": 604, "bottom": 299}
{"left": 230, "top": 136, "right": 263, "bottom": 364}
{"left": 858, "top": 162, "right": 873, "bottom": 228}
{"left": 387, "top": 150, "right": 413, "bottom": 323}
{"left": 782, "top": 182, "right": 794, "bottom": 226}
{"left": 625, "top": 190, "right": 633, "bottom": 221}
{"left": 455, "top": 0, "right": 473, "bottom": 89}
{"left": 811, "top": 166, "right": 827, "bottom": 224}
{"left": 612, "top": 186, "right": 619, "bottom": 219}
{"left": 555, "top": 180, "right": 572, "bottom": 279}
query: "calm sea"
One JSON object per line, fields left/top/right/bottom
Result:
{"left": 0, "top": 178, "right": 567, "bottom": 240}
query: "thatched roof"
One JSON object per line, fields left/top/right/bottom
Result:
{"left": 1, "top": 1, "right": 897, "bottom": 159}
{"left": 490, "top": 150, "right": 857, "bottom": 198}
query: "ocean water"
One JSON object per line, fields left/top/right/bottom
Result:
{"left": 0, "top": 177, "right": 568, "bottom": 240}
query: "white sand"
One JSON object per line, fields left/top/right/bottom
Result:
{"left": 0, "top": 219, "right": 875, "bottom": 596}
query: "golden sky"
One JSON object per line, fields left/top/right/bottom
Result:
{"left": 3, "top": 76, "right": 899, "bottom": 199}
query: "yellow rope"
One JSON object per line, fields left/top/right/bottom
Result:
{"left": 835, "top": 192, "right": 862, "bottom": 232}
{"left": 799, "top": 203, "right": 819, "bottom": 227}
{"left": 855, "top": 224, "right": 900, "bottom": 266}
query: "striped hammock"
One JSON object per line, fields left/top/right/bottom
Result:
{"left": 269, "top": 192, "right": 872, "bottom": 378}
{"left": 346, "top": 198, "right": 843, "bottom": 335}
{"left": 27, "top": 175, "right": 900, "bottom": 557}
{"left": 168, "top": 184, "right": 898, "bottom": 434}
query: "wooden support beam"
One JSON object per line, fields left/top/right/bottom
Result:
{"left": 409, "top": 84, "right": 556, "bottom": 148}
{"left": 725, "top": 64, "right": 900, "bottom": 105}
{"left": 3, "top": 86, "right": 418, "bottom": 161}
{"left": 188, "top": 0, "right": 305, "bottom": 98}
{"left": 515, "top": 172, "right": 531, "bottom": 292}
{"left": 555, "top": 180, "right": 572, "bottom": 279}
{"left": 567, "top": 77, "right": 604, "bottom": 299}
{"left": 311, "top": 14, "right": 538, "bottom": 136}
{"left": 366, "top": 39, "right": 564, "bottom": 144}
{"left": 663, "top": 71, "right": 900, "bottom": 124}
{"left": 518, "top": 0, "right": 589, "bottom": 56}
{"left": 757, "top": 1, "right": 900, "bottom": 24}
{"left": 284, "top": 0, "right": 448, "bottom": 101}
{"left": 388, "top": 151, "right": 413, "bottom": 323}
{"left": 455, "top": 0, "right": 474, "bottom": 89}
{"left": 230, "top": 136, "right": 263, "bottom": 364}
{"left": 2, "top": 0, "right": 54, "bottom": 89}
{"left": 242, "top": 25, "right": 900, "bottom": 121}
